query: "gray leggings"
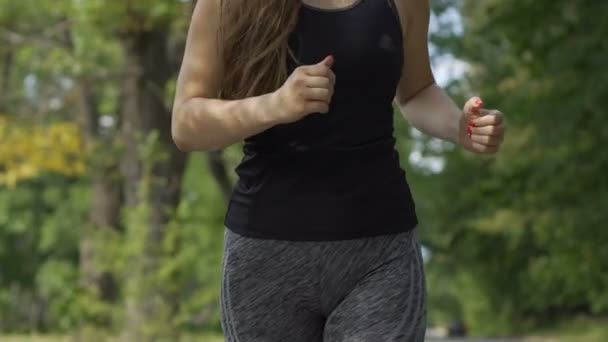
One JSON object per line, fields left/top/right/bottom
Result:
{"left": 220, "top": 228, "right": 426, "bottom": 342}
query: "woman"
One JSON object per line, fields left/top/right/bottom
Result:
{"left": 172, "top": 0, "right": 506, "bottom": 341}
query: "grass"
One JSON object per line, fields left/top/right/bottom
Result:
{"left": 3, "top": 319, "right": 607, "bottom": 342}
{"left": 0, "top": 334, "right": 225, "bottom": 342}
{"left": 0, "top": 337, "right": 67, "bottom": 342}
{"left": 525, "top": 317, "right": 608, "bottom": 342}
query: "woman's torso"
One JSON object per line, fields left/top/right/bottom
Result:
{"left": 224, "top": 0, "right": 419, "bottom": 241}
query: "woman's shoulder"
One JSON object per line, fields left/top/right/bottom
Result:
{"left": 390, "top": 0, "right": 431, "bottom": 25}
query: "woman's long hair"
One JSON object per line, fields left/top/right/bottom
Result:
{"left": 219, "top": 0, "right": 301, "bottom": 100}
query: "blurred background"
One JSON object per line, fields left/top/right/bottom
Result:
{"left": 0, "top": 0, "right": 606, "bottom": 341}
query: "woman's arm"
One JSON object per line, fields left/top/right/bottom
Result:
{"left": 171, "top": 0, "right": 282, "bottom": 152}
{"left": 392, "top": 0, "right": 505, "bottom": 153}
{"left": 172, "top": 0, "right": 336, "bottom": 152}
{"left": 392, "top": 0, "right": 461, "bottom": 144}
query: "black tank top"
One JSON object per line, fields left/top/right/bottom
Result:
{"left": 224, "top": 0, "right": 418, "bottom": 241}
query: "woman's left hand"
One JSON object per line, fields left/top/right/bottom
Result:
{"left": 459, "top": 97, "right": 506, "bottom": 155}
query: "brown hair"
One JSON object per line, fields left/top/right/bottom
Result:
{"left": 219, "top": 0, "right": 301, "bottom": 100}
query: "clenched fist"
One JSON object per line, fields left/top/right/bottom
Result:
{"left": 460, "top": 96, "right": 506, "bottom": 155}
{"left": 271, "top": 55, "right": 336, "bottom": 124}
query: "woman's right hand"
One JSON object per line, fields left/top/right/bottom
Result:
{"left": 271, "top": 55, "right": 336, "bottom": 124}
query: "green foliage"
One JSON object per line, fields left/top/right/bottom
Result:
{"left": 1, "top": 0, "right": 606, "bottom": 339}
{"left": 73, "top": 0, "right": 186, "bottom": 34}
{"left": 116, "top": 134, "right": 226, "bottom": 338}
{"left": 0, "top": 176, "right": 88, "bottom": 332}
{"left": 420, "top": 0, "right": 608, "bottom": 335}
{"left": 1, "top": 0, "right": 219, "bottom": 336}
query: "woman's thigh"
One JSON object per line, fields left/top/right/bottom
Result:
{"left": 322, "top": 230, "right": 427, "bottom": 342}
{"left": 220, "top": 229, "right": 325, "bottom": 342}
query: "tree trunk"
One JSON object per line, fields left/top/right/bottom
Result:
{"left": 0, "top": 50, "right": 13, "bottom": 111}
{"left": 75, "top": 79, "right": 122, "bottom": 304}
{"left": 119, "top": 28, "right": 187, "bottom": 341}
{"left": 120, "top": 28, "right": 186, "bottom": 240}
{"left": 207, "top": 151, "right": 233, "bottom": 201}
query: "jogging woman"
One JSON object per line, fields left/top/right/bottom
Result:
{"left": 172, "top": 0, "right": 506, "bottom": 340}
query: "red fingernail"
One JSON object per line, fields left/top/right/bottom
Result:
{"left": 468, "top": 121, "right": 475, "bottom": 127}
{"left": 467, "top": 127, "right": 473, "bottom": 135}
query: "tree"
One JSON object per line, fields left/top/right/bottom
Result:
{"left": 420, "top": 0, "right": 608, "bottom": 334}
{"left": 0, "top": 0, "right": 231, "bottom": 338}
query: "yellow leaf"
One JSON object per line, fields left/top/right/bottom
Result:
{"left": 0, "top": 117, "right": 87, "bottom": 186}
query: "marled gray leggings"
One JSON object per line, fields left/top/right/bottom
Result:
{"left": 220, "top": 228, "right": 426, "bottom": 342}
